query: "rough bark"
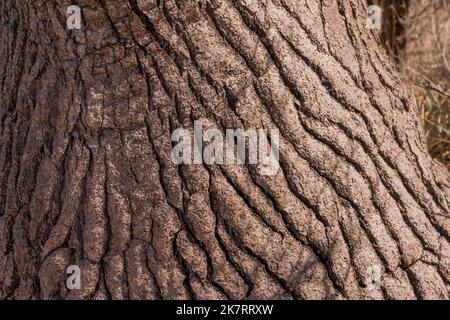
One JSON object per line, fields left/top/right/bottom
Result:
{"left": 0, "top": 0, "right": 449, "bottom": 300}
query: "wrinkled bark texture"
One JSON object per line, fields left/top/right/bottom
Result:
{"left": 0, "top": 0, "right": 449, "bottom": 300}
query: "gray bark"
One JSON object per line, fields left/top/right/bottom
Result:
{"left": 0, "top": 0, "right": 449, "bottom": 300}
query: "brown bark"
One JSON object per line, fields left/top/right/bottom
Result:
{"left": 0, "top": 0, "right": 449, "bottom": 300}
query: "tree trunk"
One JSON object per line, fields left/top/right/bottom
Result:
{"left": 0, "top": 0, "right": 449, "bottom": 300}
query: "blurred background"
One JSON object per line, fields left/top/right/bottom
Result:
{"left": 371, "top": 0, "right": 449, "bottom": 170}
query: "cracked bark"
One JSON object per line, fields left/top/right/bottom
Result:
{"left": 0, "top": 0, "right": 449, "bottom": 300}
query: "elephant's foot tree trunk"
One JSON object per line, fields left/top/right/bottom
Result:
{"left": 0, "top": 0, "right": 449, "bottom": 300}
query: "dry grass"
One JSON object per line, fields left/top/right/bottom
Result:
{"left": 374, "top": 0, "right": 450, "bottom": 169}
{"left": 417, "top": 88, "right": 450, "bottom": 169}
